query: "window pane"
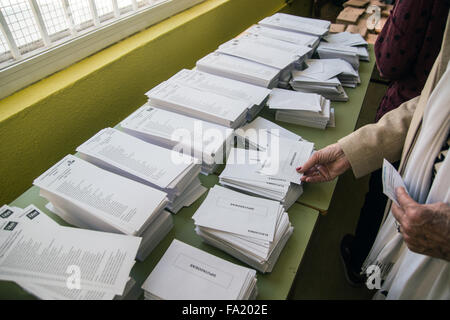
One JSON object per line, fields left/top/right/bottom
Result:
{"left": 67, "top": 0, "right": 93, "bottom": 30}
{"left": 95, "top": 0, "right": 113, "bottom": 19}
{"left": 0, "top": 0, "right": 43, "bottom": 53}
{"left": 37, "top": 0, "right": 69, "bottom": 36}
{"left": 0, "top": 30, "right": 12, "bottom": 62}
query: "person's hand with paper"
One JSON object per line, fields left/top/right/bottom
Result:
{"left": 296, "top": 143, "right": 351, "bottom": 183}
{"left": 391, "top": 187, "right": 450, "bottom": 262}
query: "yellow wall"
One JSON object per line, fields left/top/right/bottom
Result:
{"left": 0, "top": 0, "right": 312, "bottom": 204}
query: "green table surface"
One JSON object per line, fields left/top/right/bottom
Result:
{"left": 260, "top": 45, "right": 376, "bottom": 213}
{"left": 1, "top": 47, "right": 375, "bottom": 300}
{"left": 2, "top": 176, "right": 319, "bottom": 300}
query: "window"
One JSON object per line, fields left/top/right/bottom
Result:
{"left": 0, "top": 0, "right": 204, "bottom": 99}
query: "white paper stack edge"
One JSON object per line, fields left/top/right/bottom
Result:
{"left": 244, "top": 24, "right": 320, "bottom": 53}
{"left": 193, "top": 186, "right": 293, "bottom": 273}
{"left": 317, "top": 42, "right": 368, "bottom": 70}
{"left": 323, "top": 31, "right": 369, "bottom": 61}
{"left": 216, "top": 37, "right": 310, "bottom": 89}
{"left": 290, "top": 69, "right": 348, "bottom": 102}
{"left": 0, "top": 205, "right": 141, "bottom": 299}
{"left": 76, "top": 128, "right": 206, "bottom": 214}
{"left": 166, "top": 69, "right": 271, "bottom": 121}
{"left": 145, "top": 81, "right": 249, "bottom": 129}
{"left": 142, "top": 239, "right": 258, "bottom": 300}
{"left": 235, "top": 116, "right": 303, "bottom": 151}
{"left": 258, "top": 13, "right": 331, "bottom": 37}
{"left": 219, "top": 148, "right": 303, "bottom": 210}
{"left": 269, "top": 89, "right": 333, "bottom": 130}
{"left": 120, "top": 104, "right": 234, "bottom": 175}
{"left": 33, "top": 155, "right": 172, "bottom": 262}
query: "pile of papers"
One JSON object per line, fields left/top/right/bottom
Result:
{"left": 196, "top": 52, "right": 280, "bottom": 88}
{"left": 120, "top": 104, "right": 234, "bottom": 174}
{"left": 145, "top": 81, "right": 248, "bottom": 128}
{"left": 243, "top": 24, "right": 320, "bottom": 51}
{"left": 235, "top": 116, "right": 303, "bottom": 151}
{"left": 193, "top": 186, "right": 294, "bottom": 273}
{"left": 316, "top": 43, "right": 361, "bottom": 70}
{"left": 76, "top": 128, "right": 206, "bottom": 214}
{"left": 269, "top": 88, "right": 334, "bottom": 129}
{"left": 166, "top": 69, "right": 271, "bottom": 121}
{"left": 323, "top": 31, "right": 369, "bottom": 62}
{"left": 219, "top": 148, "right": 304, "bottom": 209}
{"left": 216, "top": 37, "right": 309, "bottom": 88}
{"left": 141, "top": 239, "right": 257, "bottom": 300}
{"left": 259, "top": 13, "right": 331, "bottom": 37}
{"left": 291, "top": 69, "right": 348, "bottom": 101}
{"left": 33, "top": 154, "right": 173, "bottom": 261}
{"left": 0, "top": 205, "right": 141, "bottom": 300}
{"left": 294, "top": 58, "right": 360, "bottom": 88}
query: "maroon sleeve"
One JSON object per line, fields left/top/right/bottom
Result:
{"left": 374, "top": 0, "right": 436, "bottom": 80}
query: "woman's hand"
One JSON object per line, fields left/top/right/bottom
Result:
{"left": 296, "top": 143, "right": 351, "bottom": 183}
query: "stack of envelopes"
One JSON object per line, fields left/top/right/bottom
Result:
{"left": 33, "top": 154, "right": 172, "bottom": 261}
{"left": 120, "top": 104, "right": 234, "bottom": 175}
{"left": 142, "top": 239, "right": 258, "bottom": 300}
{"left": 269, "top": 88, "right": 334, "bottom": 129}
{"left": 258, "top": 13, "right": 331, "bottom": 37}
{"left": 76, "top": 128, "right": 206, "bottom": 214}
{"left": 323, "top": 31, "right": 369, "bottom": 61}
{"left": 166, "top": 69, "right": 271, "bottom": 121}
{"left": 145, "top": 81, "right": 248, "bottom": 128}
{"left": 193, "top": 186, "right": 294, "bottom": 273}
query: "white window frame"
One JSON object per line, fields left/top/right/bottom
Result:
{"left": 0, "top": 0, "right": 204, "bottom": 100}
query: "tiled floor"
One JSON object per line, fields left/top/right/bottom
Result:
{"left": 289, "top": 81, "right": 388, "bottom": 299}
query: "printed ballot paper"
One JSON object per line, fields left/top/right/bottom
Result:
{"left": 382, "top": 159, "right": 408, "bottom": 206}
{"left": 142, "top": 239, "right": 258, "bottom": 300}
{"left": 0, "top": 206, "right": 140, "bottom": 295}
{"left": 0, "top": 205, "right": 141, "bottom": 300}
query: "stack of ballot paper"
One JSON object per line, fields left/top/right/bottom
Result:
{"left": 219, "top": 148, "right": 304, "bottom": 209}
{"left": 166, "top": 69, "right": 271, "bottom": 121}
{"left": 243, "top": 24, "right": 320, "bottom": 51}
{"left": 0, "top": 205, "right": 141, "bottom": 299}
{"left": 142, "top": 239, "right": 257, "bottom": 300}
{"left": 76, "top": 128, "right": 206, "bottom": 214}
{"left": 316, "top": 42, "right": 360, "bottom": 70}
{"left": 323, "top": 31, "right": 369, "bottom": 62}
{"left": 216, "top": 38, "right": 309, "bottom": 87}
{"left": 291, "top": 69, "right": 348, "bottom": 102}
{"left": 259, "top": 13, "right": 330, "bottom": 37}
{"left": 268, "top": 88, "right": 334, "bottom": 129}
{"left": 193, "top": 186, "right": 294, "bottom": 273}
{"left": 33, "top": 154, "right": 173, "bottom": 261}
{"left": 145, "top": 81, "right": 248, "bottom": 128}
{"left": 235, "top": 116, "right": 303, "bottom": 151}
{"left": 295, "top": 58, "right": 360, "bottom": 88}
{"left": 120, "top": 104, "right": 234, "bottom": 174}
{"left": 196, "top": 52, "right": 280, "bottom": 88}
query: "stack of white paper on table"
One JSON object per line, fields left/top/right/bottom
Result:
{"left": 166, "top": 69, "right": 271, "bottom": 121}
{"left": 244, "top": 24, "right": 320, "bottom": 51}
{"left": 323, "top": 31, "right": 369, "bottom": 61}
{"left": 317, "top": 42, "right": 369, "bottom": 69}
{"left": 145, "top": 81, "right": 248, "bottom": 128}
{"left": 193, "top": 186, "right": 293, "bottom": 273}
{"left": 216, "top": 38, "right": 309, "bottom": 87}
{"left": 76, "top": 128, "right": 206, "bottom": 214}
{"left": 33, "top": 154, "right": 172, "bottom": 261}
{"left": 142, "top": 239, "right": 257, "bottom": 300}
{"left": 0, "top": 205, "right": 141, "bottom": 299}
{"left": 290, "top": 69, "right": 348, "bottom": 102}
{"left": 196, "top": 52, "right": 280, "bottom": 88}
{"left": 219, "top": 148, "right": 304, "bottom": 209}
{"left": 268, "top": 88, "right": 334, "bottom": 129}
{"left": 296, "top": 58, "right": 360, "bottom": 88}
{"left": 120, "top": 104, "right": 234, "bottom": 174}
{"left": 235, "top": 116, "right": 303, "bottom": 151}
{"left": 259, "top": 13, "right": 330, "bottom": 37}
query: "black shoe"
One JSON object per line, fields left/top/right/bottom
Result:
{"left": 340, "top": 234, "right": 366, "bottom": 287}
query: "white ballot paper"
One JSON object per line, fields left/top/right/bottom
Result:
{"left": 142, "top": 239, "right": 257, "bottom": 300}
{"left": 382, "top": 159, "right": 408, "bottom": 206}
{"left": 259, "top": 138, "right": 314, "bottom": 184}
{"left": 0, "top": 214, "right": 141, "bottom": 295}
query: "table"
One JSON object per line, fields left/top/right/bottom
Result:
{"left": 1, "top": 46, "right": 375, "bottom": 300}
